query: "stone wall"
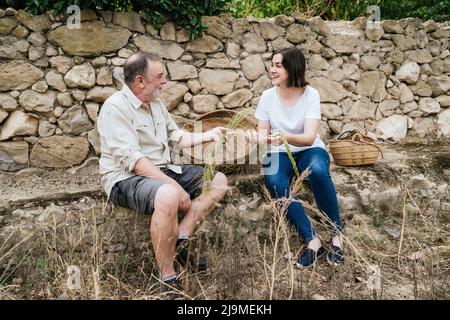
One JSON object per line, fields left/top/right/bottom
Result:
{"left": 0, "top": 8, "right": 449, "bottom": 171}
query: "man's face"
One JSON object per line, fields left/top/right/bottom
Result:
{"left": 141, "top": 60, "right": 167, "bottom": 100}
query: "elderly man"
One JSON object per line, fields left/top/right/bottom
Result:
{"left": 97, "top": 51, "right": 228, "bottom": 291}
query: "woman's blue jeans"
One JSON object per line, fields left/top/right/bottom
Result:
{"left": 263, "top": 147, "right": 342, "bottom": 242}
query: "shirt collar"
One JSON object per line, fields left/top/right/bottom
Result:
{"left": 122, "top": 84, "right": 144, "bottom": 110}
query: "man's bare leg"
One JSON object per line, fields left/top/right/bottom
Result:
{"left": 178, "top": 172, "right": 228, "bottom": 238}
{"left": 151, "top": 184, "right": 180, "bottom": 279}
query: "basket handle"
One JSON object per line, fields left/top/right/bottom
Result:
{"left": 339, "top": 130, "right": 383, "bottom": 159}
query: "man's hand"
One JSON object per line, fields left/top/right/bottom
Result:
{"left": 177, "top": 186, "right": 192, "bottom": 213}
{"left": 204, "top": 127, "right": 228, "bottom": 142}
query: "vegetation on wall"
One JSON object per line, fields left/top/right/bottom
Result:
{"left": 0, "top": 0, "right": 231, "bottom": 38}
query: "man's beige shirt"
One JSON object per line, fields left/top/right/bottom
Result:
{"left": 97, "top": 84, "right": 184, "bottom": 197}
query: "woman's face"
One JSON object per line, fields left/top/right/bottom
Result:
{"left": 270, "top": 53, "right": 288, "bottom": 87}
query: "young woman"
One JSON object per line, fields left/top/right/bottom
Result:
{"left": 254, "top": 48, "right": 344, "bottom": 268}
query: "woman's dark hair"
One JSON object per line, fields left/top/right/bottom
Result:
{"left": 274, "top": 48, "right": 308, "bottom": 88}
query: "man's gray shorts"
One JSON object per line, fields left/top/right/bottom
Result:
{"left": 109, "top": 165, "right": 204, "bottom": 215}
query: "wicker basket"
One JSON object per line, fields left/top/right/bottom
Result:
{"left": 182, "top": 109, "right": 258, "bottom": 172}
{"left": 329, "top": 130, "right": 383, "bottom": 166}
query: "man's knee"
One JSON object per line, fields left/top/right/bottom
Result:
{"left": 154, "top": 184, "right": 180, "bottom": 213}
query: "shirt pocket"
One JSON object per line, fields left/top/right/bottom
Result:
{"left": 155, "top": 120, "right": 168, "bottom": 142}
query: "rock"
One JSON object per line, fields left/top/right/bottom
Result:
{"left": 0, "top": 141, "right": 28, "bottom": 171}
{"left": 308, "top": 54, "right": 329, "bottom": 71}
{"left": 382, "top": 20, "right": 404, "bottom": 33}
{"left": 235, "top": 77, "right": 250, "bottom": 89}
{"left": 323, "top": 21, "right": 364, "bottom": 54}
{"left": 344, "top": 99, "right": 377, "bottom": 120}
{"left": 0, "top": 36, "right": 29, "bottom": 59}
{"left": 383, "top": 226, "right": 401, "bottom": 239}
{"left": 199, "top": 69, "right": 239, "bottom": 95}
{"left": 167, "top": 61, "right": 198, "bottom": 81}
{"left": 0, "top": 94, "right": 18, "bottom": 111}
{"left": 38, "top": 120, "right": 56, "bottom": 138}
{"left": 241, "top": 33, "right": 267, "bottom": 53}
{"left": 286, "top": 24, "right": 307, "bottom": 43}
{"left": 360, "top": 56, "right": 381, "bottom": 71}
{"left": 308, "top": 16, "right": 331, "bottom": 36}
{"left": 57, "top": 92, "right": 73, "bottom": 107}
{"left": 0, "top": 61, "right": 44, "bottom": 91}
{"left": 436, "top": 95, "right": 450, "bottom": 107}
{"left": 409, "top": 81, "right": 432, "bottom": 97}
{"left": 87, "top": 127, "right": 100, "bottom": 155}
{"left": 48, "top": 22, "right": 132, "bottom": 56}
{"left": 12, "top": 25, "right": 29, "bottom": 38}
{"left": 437, "top": 109, "right": 450, "bottom": 137}
{"left": 399, "top": 83, "right": 415, "bottom": 103}
{"left": 412, "top": 117, "right": 436, "bottom": 137}
{"left": 91, "top": 56, "right": 107, "bottom": 67}
{"left": 342, "top": 63, "right": 360, "bottom": 81}
{"left": 395, "top": 61, "right": 420, "bottom": 84}
{"left": 392, "top": 35, "right": 416, "bottom": 51}
{"left": 64, "top": 63, "right": 96, "bottom": 88}
{"left": 57, "top": 105, "right": 93, "bottom": 135}
{"left": 356, "top": 71, "right": 387, "bottom": 102}
{"left": 186, "top": 35, "right": 223, "bottom": 53}
{"left": 408, "top": 174, "right": 435, "bottom": 197}
{"left": 309, "top": 77, "right": 347, "bottom": 102}
{"left": 365, "top": 22, "right": 384, "bottom": 41}
{"left": 0, "top": 17, "right": 17, "bottom": 34}
{"left": 16, "top": 10, "right": 50, "bottom": 32}
{"left": 30, "top": 136, "right": 89, "bottom": 168}
{"left": 19, "top": 90, "right": 55, "bottom": 114}
{"left": 0, "top": 109, "right": 7, "bottom": 124}
{"left": 232, "top": 19, "right": 252, "bottom": 35}
{"left": 258, "top": 21, "right": 284, "bottom": 40}
{"left": 45, "top": 71, "right": 66, "bottom": 92}
{"left": 376, "top": 115, "right": 408, "bottom": 141}
{"left": 85, "top": 102, "right": 99, "bottom": 121}
{"left": 160, "top": 81, "right": 189, "bottom": 111}
{"left": 321, "top": 103, "right": 342, "bottom": 119}
{"left": 328, "top": 120, "right": 342, "bottom": 133}
{"left": 85, "top": 86, "right": 117, "bottom": 103}
{"left": 418, "top": 98, "right": 441, "bottom": 115}
{"left": 252, "top": 75, "right": 272, "bottom": 94}
{"left": 379, "top": 99, "right": 400, "bottom": 116}
{"left": 190, "top": 95, "right": 219, "bottom": 114}
{"left": 28, "top": 46, "right": 45, "bottom": 61}
{"left": 96, "top": 66, "right": 113, "bottom": 86}
{"left": 187, "top": 79, "right": 202, "bottom": 95}
{"left": 112, "top": 12, "right": 145, "bottom": 33}
{"left": 37, "top": 204, "right": 65, "bottom": 224}
{"left": 28, "top": 32, "right": 46, "bottom": 46}
{"left": 0, "top": 110, "right": 38, "bottom": 140}
{"left": 405, "top": 49, "right": 433, "bottom": 64}
{"left": 221, "top": 89, "right": 253, "bottom": 109}
{"left": 205, "top": 58, "right": 240, "bottom": 69}
{"left": 202, "top": 16, "right": 231, "bottom": 40}
{"left": 427, "top": 76, "right": 450, "bottom": 96}
{"left": 270, "top": 37, "right": 293, "bottom": 52}
{"left": 133, "top": 36, "right": 184, "bottom": 60}
{"left": 49, "top": 56, "right": 74, "bottom": 75}
{"left": 432, "top": 26, "right": 450, "bottom": 39}
{"left": 31, "top": 80, "right": 48, "bottom": 93}
{"left": 240, "top": 55, "right": 266, "bottom": 81}
{"left": 337, "top": 194, "right": 361, "bottom": 212}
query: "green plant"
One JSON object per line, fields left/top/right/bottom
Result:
{"left": 1, "top": 0, "right": 231, "bottom": 39}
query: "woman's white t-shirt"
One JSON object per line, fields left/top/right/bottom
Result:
{"left": 254, "top": 85, "right": 325, "bottom": 153}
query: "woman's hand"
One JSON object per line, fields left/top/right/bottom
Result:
{"left": 268, "top": 133, "right": 282, "bottom": 146}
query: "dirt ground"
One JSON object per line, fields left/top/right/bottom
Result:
{"left": 0, "top": 142, "right": 448, "bottom": 300}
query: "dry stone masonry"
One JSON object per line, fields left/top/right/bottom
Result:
{"left": 0, "top": 8, "right": 449, "bottom": 171}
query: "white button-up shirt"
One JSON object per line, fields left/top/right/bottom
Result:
{"left": 97, "top": 84, "right": 184, "bottom": 197}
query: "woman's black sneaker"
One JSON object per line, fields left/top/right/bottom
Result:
{"left": 296, "top": 246, "right": 325, "bottom": 269}
{"left": 326, "top": 245, "right": 344, "bottom": 266}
